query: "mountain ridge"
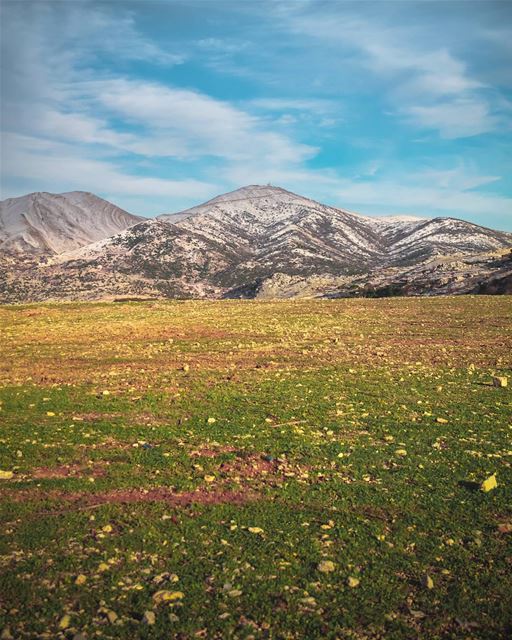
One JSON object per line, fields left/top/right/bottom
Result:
{"left": 1, "top": 184, "right": 511, "bottom": 302}
{"left": 0, "top": 191, "right": 143, "bottom": 256}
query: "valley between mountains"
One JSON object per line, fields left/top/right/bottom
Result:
{"left": 1, "top": 185, "right": 511, "bottom": 302}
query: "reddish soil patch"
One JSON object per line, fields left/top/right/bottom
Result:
{"left": 80, "top": 436, "right": 133, "bottom": 451}
{"left": 93, "top": 487, "right": 254, "bottom": 506}
{"left": 31, "top": 463, "right": 107, "bottom": 480}
{"left": 1, "top": 486, "right": 257, "bottom": 509}
{"left": 134, "top": 413, "right": 170, "bottom": 426}
{"left": 20, "top": 309, "right": 46, "bottom": 317}
{"left": 219, "top": 454, "right": 278, "bottom": 478}
{"left": 190, "top": 445, "right": 238, "bottom": 458}
{"left": 72, "top": 412, "right": 122, "bottom": 422}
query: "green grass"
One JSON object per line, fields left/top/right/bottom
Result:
{"left": 0, "top": 297, "right": 511, "bottom": 639}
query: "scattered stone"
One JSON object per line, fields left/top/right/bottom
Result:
{"left": 423, "top": 574, "right": 434, "bottom": 589}
{"left": 347, "top": 576, "right": 360, "bottom": 588}
{"left": 58, "top": 614, "right": 71, "bottom": 630}
{"left": 480, "top": 473, "right": 497, "bottom": 492}
{"left": 248, "top": 527, "right": 264, "bottom": 534}
{"left": 143, "top": 611, "right": 156, "bottom": 626}
{"left": 152, "top": 590, "right": 184, "bottom": 604}
{"left": 75, "top": 574, "right": 87, "bottom": 585}
{"left": 105, "top": 610, "right": 118, "bottom": 624}
{"left": 152, "top": 572, "right": 179, "bottom": 585}
{"left": 317, "top": 560, "right": 336, "bottom": 573}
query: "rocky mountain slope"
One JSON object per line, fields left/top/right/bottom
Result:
{"left": 1, "top": 185, "right": 511, "bottom": 302}
{"left": 241, "top": 250, "right": 512, "bottom": 299}
{"left": 0, "top": 191, "right": 143, "bottom": 255}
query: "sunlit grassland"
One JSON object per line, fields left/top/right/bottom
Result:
{"left": 0, "top": 297, "right": 511, "bottom": 639}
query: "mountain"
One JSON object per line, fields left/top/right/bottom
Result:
{"left": 0, "top": 185, "right": 511, "bottom": 302}
{"left": 159, "top": 185, "right": 383, "bottom": 286}
{"left": 159, "top": 185, "right": 511, "bottom": 285}
{"left": 0, "top": 191, "right": 143, "bottom": 256}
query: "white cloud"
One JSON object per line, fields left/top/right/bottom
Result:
{"left": 332, "top": 171, "right": 512, "bottom": 226}
{"left": 196, "top": 38, "right": 248, "bottom": 54}
{"left": 1, "top": 1, "right": 185, "bottom": 71}
{"left": 361, "top": 42, "right": 483, "bottom": 98}
{"left": 404, "top": 99, "right": 499, "bottom": 139}
{"left": 0, "top": 133, "right": 216, "bottom": 201}
{"left": 37, "top": 110, "right": 136, "bottom": 148}
{"left": 69, "top": 78, "right": 317, "bottom": 164}
{"left": 278, "top": 7, "right": 502, "bottom": 139}
{"left": 406, "top": 167, "right": 500, "bottom": 191}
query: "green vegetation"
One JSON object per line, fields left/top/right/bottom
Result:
{"left": 0, "top": 297, "right": 511, "bottom": 639}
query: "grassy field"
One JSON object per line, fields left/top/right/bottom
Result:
{"left": 0, "top": 297, "right": 511, "bottom": 640}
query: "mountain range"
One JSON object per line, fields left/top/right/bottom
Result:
{"left": 1, "top": 185, "right": 511, "bottom": 302}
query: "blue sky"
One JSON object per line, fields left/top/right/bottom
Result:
{"left": 1, "top": 0, "right": 511, "bottom": 229}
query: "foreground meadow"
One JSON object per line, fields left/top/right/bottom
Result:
{"left": 0, "top": 297, "right": 511, "bottom": 640}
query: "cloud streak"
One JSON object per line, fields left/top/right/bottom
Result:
{"left": 279, "top": 4, "right": 505, "bottom": 140}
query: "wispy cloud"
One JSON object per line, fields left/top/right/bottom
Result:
{"left": 2, "top": 133, "right": 217, "bottom": 201}
{"left": 403, "top": 99, "right": 499, "bottom": 139}
{"left": 334, "top": 178, "right": 512, "bottom": 228}
{"left": 196, "top": 38, "right": 248, "bottom": 54}
{"left": 249, "top": 98, "right": 335, "bottom": 113}
{"left": 83, "top": 78, "right": 317, "bottom": 163}
{"left": 277, "top": 4, "right": 505, "bottom": 140}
